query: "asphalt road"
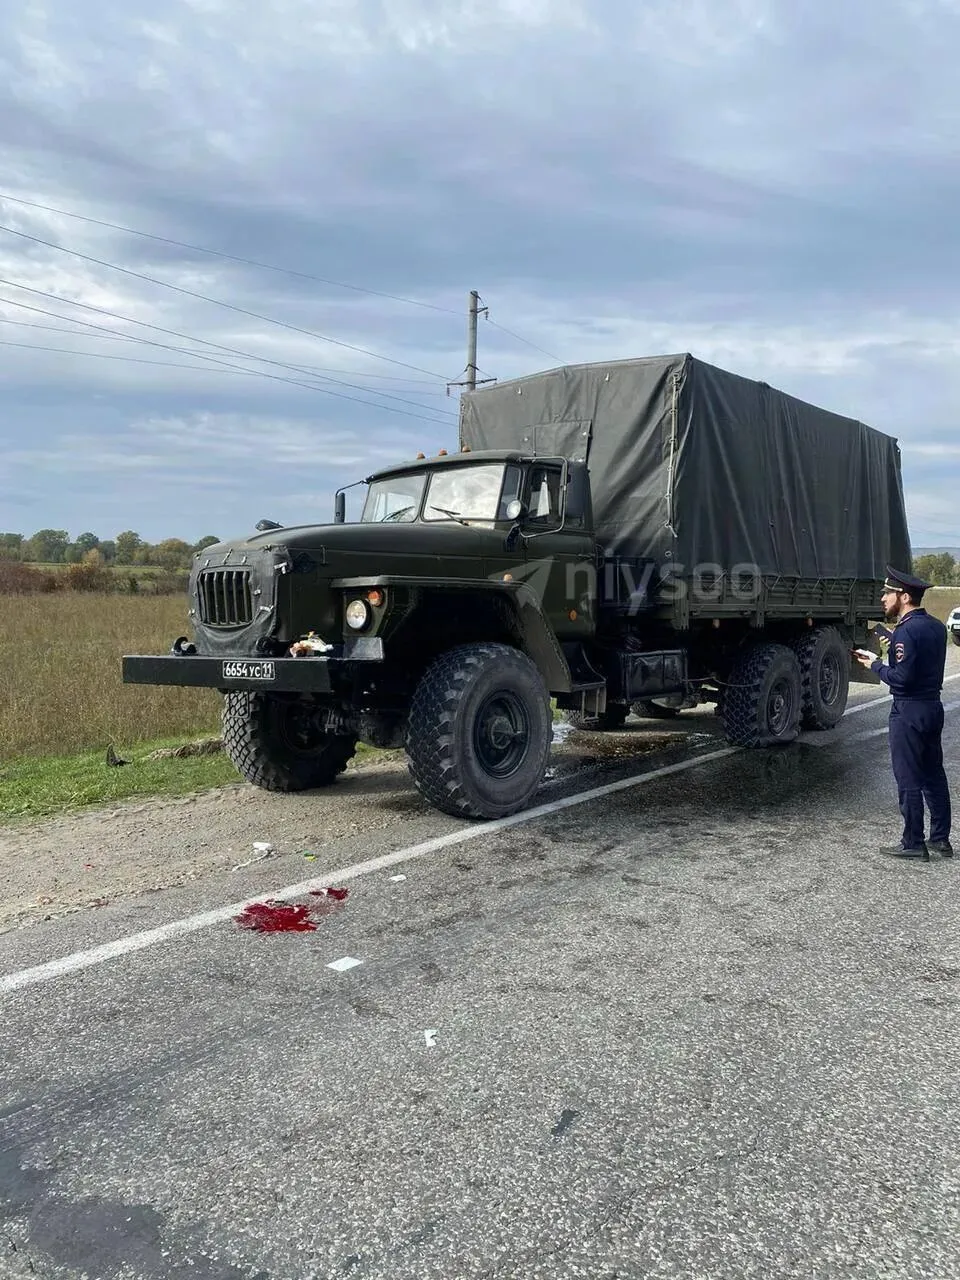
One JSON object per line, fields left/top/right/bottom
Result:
{"left": 2, "top": 669, "right": 960, "bottom": 1280}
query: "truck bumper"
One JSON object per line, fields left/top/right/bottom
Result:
{"left": 123, "top": 654, "right": 343, "bottom": 693}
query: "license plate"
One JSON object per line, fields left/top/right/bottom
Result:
{"left": 221, "top": 660, "right": 276, "bottom": 681}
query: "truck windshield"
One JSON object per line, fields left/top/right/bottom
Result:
{"left": 361, "top": 463, "right": 518, "bottom": 524}
{"left": 361, "top": 472, "right": 427, "bottom": 523}
{"left": 423, "top": 464, "right": 507, "bottom": 521}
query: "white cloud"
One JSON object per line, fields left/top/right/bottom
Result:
{"left": 903, "top": 444, "right": 960, "bottom": 458}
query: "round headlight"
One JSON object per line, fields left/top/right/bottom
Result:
{"left": 345, "top": 598, "right": 370, "bottom": 630}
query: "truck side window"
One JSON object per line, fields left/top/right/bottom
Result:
{"left": 496, "top": 464, "right": 523, "bottom": 521}
{"left": 525, "top": 465, "right": 562, "bottom": 527}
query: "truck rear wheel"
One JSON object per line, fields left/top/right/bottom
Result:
{"left": 563, "top": 703, "right": 629, "bottom": 731}
{"left": 790, "top": 625, "right": 849, "bottom": 729}
{"left": 721, "top": 643, "right": 801, "bottom": 747}
{"left": 406, "top": 643, "right": 552, "bottom": 819}
{"left": 222, "top": 692, "right": 357, "bottom": 792}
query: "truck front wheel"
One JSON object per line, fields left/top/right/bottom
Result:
{"left": 721, "top": 643, "right": 802, "bottom": 747}
{"left": 406, "top": 643, "right": 552, "bottom": 819}
{"left": 222, "top": 692, "right": 357, "bottom": 792}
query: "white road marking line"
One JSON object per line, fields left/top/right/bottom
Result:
{"left": 0, "top": 746, "right": 736, "bottom": 996}
{"left": 2, "top": 675, "right": 958, "bottom": 998}
{"left": 843, "top": 697, "right": 960, "bottom": 745}
{"left": 844, "top": 670, "right": 960, "bottom": 716}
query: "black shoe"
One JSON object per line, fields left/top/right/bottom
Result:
{"left": 879, "top": 844, "right": 930, "bottom": 861}
{"left": 929, "top": 840, "right": 954, "bottom": 857}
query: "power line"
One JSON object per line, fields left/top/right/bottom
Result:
{"left": 479, "top": 299, "right": 565, "bottom": 365}
{"left": 0, "top": 222, "right": 454, "bottom": 381}
{"left": 0, "top": 285, "right": 455, "bottom": 425}
{"left": 0, "top": 284, "right": 458, "bottom": 419}
{"left": 0, "top": 316, "right": 451, "bottom": 389}
{"left": 0, "top": 337, "right": 304, "bottom": 376}
{"left": 0, "top": 190, "right": 461, "bottom": 316}
{"left": 0, "top": 196, "right": 570, "bottom": 383}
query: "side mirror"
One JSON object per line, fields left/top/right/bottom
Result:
{"left": 505, "top": 498, "right": 526, "bottom": 521}
{"left": 334, "top": 492, "right": 346, "bottom": 524}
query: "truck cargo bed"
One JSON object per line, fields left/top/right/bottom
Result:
{"left": 459, "top": 354, "right": 911, "bottom": 599}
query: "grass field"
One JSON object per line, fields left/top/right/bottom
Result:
{"left": 30, "top": 562, "right": 169, "bottom": 575}
{"left": 0, "top": 736, "right": 244, "bottom": 822}
{"left": 1, "top": 593, "right": 219, "bottom": 761}
{"left": 0, "top": 592, "right": 375, "bottom": 823}
{"left": 923, "top": 586, "right": 960, "bottom": 623}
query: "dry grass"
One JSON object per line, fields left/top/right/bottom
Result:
{"left": 923, "top": 587, "right": 960, "bottom": 623}
{"left": 2, "top": 594, "right": 220, "bottom": 761}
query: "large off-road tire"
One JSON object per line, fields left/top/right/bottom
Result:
{"left": 789, "top": 625, "right": 849, "bottom": 729}
{"left": 721, "top": 643, "right": 802, "bottom": 748}
{"left": 406, "top": 642, "right": 552, "bottom": 819}
{"left": 631, "top": 697, "right": 682, "bottom": 720}
{"left": 564, "top": 703, "right": 629, "bottom": 731}
{"left": 222, "top": 692, "right": 357, "bottom": 792}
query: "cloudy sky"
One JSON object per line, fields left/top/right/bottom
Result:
{"left": 1, "top": 0, "right": 959, "bottom": 547}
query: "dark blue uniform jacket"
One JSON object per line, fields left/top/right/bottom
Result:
{"left": 870, "top": 609, "right": 947, "bottom": 701}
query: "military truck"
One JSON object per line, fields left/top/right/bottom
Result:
{"left": 123, "top": 353, "right": 911, "bottom": 820}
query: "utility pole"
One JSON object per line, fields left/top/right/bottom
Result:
{"left": 466, "top": 289, "right": 483, "bottom": 392}
{"left": 448, "top": 291, "right": 495, "bottom": 396}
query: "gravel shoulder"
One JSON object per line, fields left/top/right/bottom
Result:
{"left": 0, "top": 754, "right": 426, "bottom": 935}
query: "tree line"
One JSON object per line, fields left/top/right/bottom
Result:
{"left": 912, "top": 553, "right": 960, "bottom": 587}
{"left": 2, "top": 529, "right": 957, "bottom": 588}
{"left": 0, "top": 529, "right": 220, "bottom": 571}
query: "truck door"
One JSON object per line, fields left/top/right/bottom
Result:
{"left": 519, "top": 460, "right": 596, "bottom": 639}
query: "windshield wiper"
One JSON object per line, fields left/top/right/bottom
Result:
{"left": 381, "top": 505, "right": 415, "bottom": 522}
{"left": 429, "top": 506, "right": 470, "bottom": 525}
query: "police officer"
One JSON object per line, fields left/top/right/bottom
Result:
{"left": 855, "top": 566, "right": 952, "bottom": 860}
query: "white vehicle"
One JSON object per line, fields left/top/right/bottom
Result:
{"left": 948, "top": 606, "right": 960, "bottom": 647}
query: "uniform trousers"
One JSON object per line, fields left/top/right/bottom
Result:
{"left": 888, "top": 699, "right": 951, "bottom": 849}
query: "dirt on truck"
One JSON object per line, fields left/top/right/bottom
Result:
{"left": 123, "top": 352, "right": 912, "bottom": 821}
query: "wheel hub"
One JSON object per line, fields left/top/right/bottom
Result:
{"left": 473, "top": 693, "right": 530, "bottom": 779}
{"left": 819, "top": 653, "right": 841, "bottom": 704}
{"left": 275, "top": 700, "right": 330, "bottom": 756}
{"left": 767, "top": 679, "right": 795, "bottom": 735}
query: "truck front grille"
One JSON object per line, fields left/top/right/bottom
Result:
{"left": 197, "top": 569, "right": 254, "bottom": 627}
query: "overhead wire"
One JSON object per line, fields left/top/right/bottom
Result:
{"left": 0, "top": 190, "right": 461, "bottom": 316}
{"left": 0, "top": 286, "right": 455, "bottom": 425}
{"left": 0, "top": 336, "right": 314, "bottom": 377}
{"left": 0, "top": 284, "right": 459, "bottom": 421}
{"left": 0, "top": 196, "right": 571, "bottom": 394}
{"left": 0, "top": 222, "right": 454, "bottom": 381}
{"left": 0, "top": 315, "right": 452, "bottom": 390}
{"left": 478, "top": 294, "right": 565, "bottom": 365}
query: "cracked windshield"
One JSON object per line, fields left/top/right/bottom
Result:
{"left": 362, "top": 464, "right": 509, "bottom": 523}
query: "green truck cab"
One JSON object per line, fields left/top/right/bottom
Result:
{"left": 123, "top": 353, "right": 912, "bottom": 819}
